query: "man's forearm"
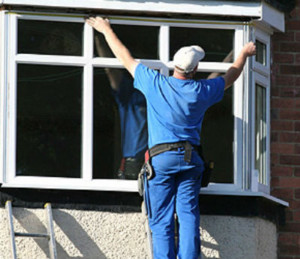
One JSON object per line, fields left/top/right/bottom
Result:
{"left": 223, "top": 42, "right": 256, "bottom": 89}
{"left": 102, "top": 27, "right": 137, "bottom": 76}
{"left": 224, "top": 52, "right": 248, "bottom": 89}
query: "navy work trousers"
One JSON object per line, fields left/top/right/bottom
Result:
{"left": 147, "top": 148, "right": 204, "bottom": 259}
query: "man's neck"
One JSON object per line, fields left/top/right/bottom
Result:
{"left": 173, "top": 70, "right": 193, "bottom": 80}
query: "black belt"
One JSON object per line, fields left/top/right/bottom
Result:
{"left": 149, "top": 141, "right": 198, "bottom": 163}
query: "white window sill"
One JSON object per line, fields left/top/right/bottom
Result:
{"left": 1, "top": 177, "right": 288, "bottom": 207}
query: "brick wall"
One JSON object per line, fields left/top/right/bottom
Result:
{"left": 271, "top": 0, "right": 300, "bottom": 258}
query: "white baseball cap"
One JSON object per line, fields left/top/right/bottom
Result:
{"left": 173, "top": 45, "right": 205, "bottom": 73}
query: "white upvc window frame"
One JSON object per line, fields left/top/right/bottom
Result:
{"left": 0, "top": 10, "right": 268, "bottom": 195}
{"left": 250, "top": 27, "right": 271, "bottom": 194}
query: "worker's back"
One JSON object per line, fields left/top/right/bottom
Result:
{"left": 133, "top": 63, "right": 225, "bottom": 148}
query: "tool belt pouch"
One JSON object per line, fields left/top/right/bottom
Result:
{"left": 137, "top": 150, "right": 154, "bottom": 196}
{"left": 138, "top": 165, "right": 146, "bottom": 196}
{"left": 196, "top": 145, "right": 214, "bottom": 188}
{"left": 201, "top": 161, "right": 214, "bottom": 188}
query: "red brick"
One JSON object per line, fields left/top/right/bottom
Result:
{"left": 296, "top": 54, "right": 300, "bottom": 63}
{"left": 272, "top": 99, "right": 295, "bottom": 109}
{"left": 271, "top": 121, "right": 294, "bottom": 131}
{"left": 281, "top": 43, "right": 300, "bottom": 52}
{"left": 271, "top": 109, "right": 279, "bottom": 120}
{"left": 296, "top": 122, "right": 300, "bottom": 131}
{"left": 279, "top": 233, "right": 300, "bottom": 246}
{"left": 272, "top": 166, "right": 294, "bottom": 177}
{"left": 296, "top": 99, "right": 300, "bottom": 109}
{"left": 273, "top": 75, "right": 295, "bottom": 86}
{"left": 290, "top": 8, "right": 300, "bottom": 21}
{"left": 296, "top": 77, "right": 300, "bottom": 87}
{"left": 272, "top": 143, "right": 295, "bottom": 154}
{"left": 271, "top": 176, "right": 280, "bottom": 187}
{"left": 293, "top": 211, "right": 300, "bottom": 222}
{"left": 296, "top": 145, "right": 300, "bottom": 154}
{"left": 281, "top": 65, "right": 300, "bottom": 75}
{"left": 280, "top": 244, "right": 300, "bottom": 255}
{"left": 271, "top": 153, "right": 280, "bottom": 165}
{"left": 274, "top": 53, "right": 295, "bottom": 64}
{"left": 280, "top": 223, "right": 300, "bottom": 233}
{"left": 280, "top": 87, "right": 300, "bottom": 98}
{"left": 272, "top": 42, "right": 280, "bottom": 52}
{"left": 295, "top": 188, "right": 300, "bottom": 199}
{"left": 297, "top": 32, "right": 300, "bottom": 42}
{"left": 280, "top": 155, "right": 300, "bottom": 166}
{"left": 285, "top": 210, "right": 294, "bottom": 222}
{"left": 295, "top": 167, "right": 300, "bottom": 177}
{"left": 272, "top": 188, "right": 294, "bottom": 200}
{"left": 272, "top": 31, "right": 295, "bottom": 42}
{"left": 289, "top": 200, "right": 300, "bottom": 210}
{"left": 277, "top": 177, "right": 300, "bottom": 188}
{"left": 280, "top": 133, "right": 300, "bottom": 143}
{"left": 271, "top": 87, "right": 280, "bottom": 97}
{"left": 286, "top": 20, "right": 300, "bottom": 31}
{"left": 280, "top": 110, "right": 300, "bottom": 120}
{"left": 271, "top": 131, "right": 279, "bottom": 142}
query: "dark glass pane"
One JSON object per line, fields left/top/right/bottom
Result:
{"left": 196, "top": 72, "right": 234, "bottom": 183}
{"left": 170, "top": 27, "right": 234, "bottom": 62}
{"left": 17, "top": 64, "right": 83, "bottom": 177}
{"left": 94, "top": 25, "right": 159, "bottom": 59}
{"left": 18, "top": 19, "right": 83, "bottom": 55}
{"left": 256, "top": 40, "right": 267, "bottom": 66}
{"left": 255, "top": 84, "right": 267, "bottom": 184}
{"left": 93, "top": 68, "right": 147, "bottom": 180}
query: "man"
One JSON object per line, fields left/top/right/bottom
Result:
{"left": 86, "top": 17, "right": 256, "bottom": 259}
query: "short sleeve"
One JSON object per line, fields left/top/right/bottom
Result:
{"left": 134, "top": 63, "right": 159, "bottom": 97}
{"left": 200, "top": 76, "right": 225, "bottom": 107}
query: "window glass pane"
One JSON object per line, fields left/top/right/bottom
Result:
{"left": 255, "top": 40, "right": 267, "bottom": 66}
{"left": 18, "top": 19, "right": 83, "bottom": 56}
{"left": 255, "top": 84, "right": 267, "bottom": 184}
{"left": 170, "top": 27, "right": 234, "bottom": 62}
{"left": 94, "top": 25, "right": 159, "bottom": 59}
{"left": 93, "top": 68, "right": 148, "bottom": 180}
{"left": 17, "top": 64, "right": 83, "bottom": 177}
{"left": 195, "top": 72, "right": 234, "bottom": 183}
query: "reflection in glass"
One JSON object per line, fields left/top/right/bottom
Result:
{"left": 195, "top": 72, "right": 234, "bottom": 183}
{"left": 93, "top": 68, "right": 148, "bottom": 180}
{"left": 17, "top": 64, "right": 83, "bottom": 177}
{"left": 94, "top": 24, "right": 159, "bottom": 59}
{"left": 170, "top": 27, "right": 234, "bottom": 62}
{"left": 255, "top": 84, "right": 267, "bottom": 184}
{"left": 18, "top": 19, "right": 83, "bottom": 56}
{"left": 256, "top": 40, "right": 267, "bottom": 66}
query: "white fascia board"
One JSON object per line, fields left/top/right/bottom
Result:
{"left": 260, "top": 1, "right": 285, "bottom": 32}
{"left": 3, "top": 0, "right": 262, "bottom": 18}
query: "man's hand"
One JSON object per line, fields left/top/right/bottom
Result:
{"left": 86, "top": 17, "right": 112, "bottom": 35}
{"left": 85, "top": 16, "right": 138, "bottom": 77}
{"left": 242, "top": 41, "right": 256, "bottom": 57}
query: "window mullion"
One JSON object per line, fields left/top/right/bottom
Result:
{"left": 159, "top": 25, "right": 169, "bottom": 75}
{"left": 233, "top": 27, "right": 245, "bottom": 190}
{"left": 7, "top": 13, "right": 18, "bottom": 182}
{"left": 81, "top": 23, "right": 94, "bottom": 181}
{"left": 0, "top": 12, "right": 6, "bottom": 183}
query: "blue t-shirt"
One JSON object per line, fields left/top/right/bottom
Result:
{"left": 134, "top": 63, "right": 225, "bottom": 148}
{"left": 113, "top": 73, "right": 148, "bottom": 159}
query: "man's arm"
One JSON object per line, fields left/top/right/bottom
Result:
{"left": 223, "top": 42, "right": 256, "bottom": 89}
{"left": 86, "top": 17, "right": 138, "bottom": 77}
